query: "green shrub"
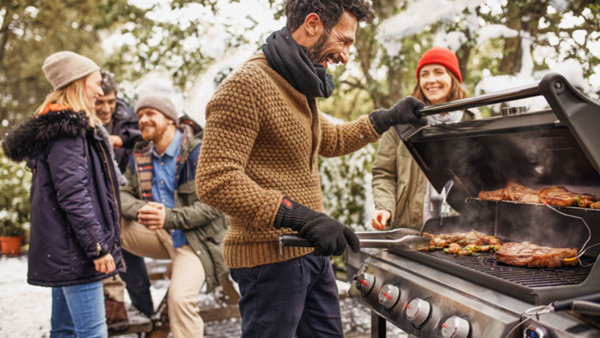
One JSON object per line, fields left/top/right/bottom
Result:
{"left": 0, "top": 148, "right": 31, "bottom": 238}
{"left": 319, "top": 143, "right": 377, "bottom": 232}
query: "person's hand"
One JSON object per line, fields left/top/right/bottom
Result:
{"left": 299, "top": 215, "right": 360, "bottom": 256}
{"left": 137, "top": 202, "right": 166, "bottom": 230}
{"left": 369, "top": 96, "right": 427, "bottom": 134}
{"left": 370, "top": 210, "right": 391, "bottom": 230}
{"left": 273, "top": 197, "right": 360, "bottom": 256}
{"left": 93, "top": 253, "right": 116, "bottom": 274}
{"left": 109, "top": 135, "right": 123, "bottom": 149}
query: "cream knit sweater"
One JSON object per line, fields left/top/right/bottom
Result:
{"left": 196, "top": 53, "right": 380, "bottom": 268}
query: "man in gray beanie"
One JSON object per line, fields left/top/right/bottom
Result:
{"left": 118, "top": 94, "right": 231, "bottom": 338}
{"left": 135, "top": 94, "right": 179, "bottom": 127}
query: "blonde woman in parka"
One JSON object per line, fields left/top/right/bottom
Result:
{"left": 371, "top": 47, "right": 480, "bottom": 230}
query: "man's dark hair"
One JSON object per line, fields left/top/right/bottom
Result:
{"left": 100, "top": 70, "right": 117, "bottom": 95}
{"left": 285, "top": 0, "right": 375, "bottom": 33}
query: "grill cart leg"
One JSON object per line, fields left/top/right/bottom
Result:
{"left": 371, "top": 311, "right": 386, "bottom": 338}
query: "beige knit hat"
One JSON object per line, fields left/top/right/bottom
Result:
{"left": 42, "top": 51, "right": 100, "bottom": 90}
{"left": 135, "top": 94, "right": 179, "bottom": 126}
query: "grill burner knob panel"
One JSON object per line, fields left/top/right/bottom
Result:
{"left": 441, "top": 316, "right": 470, "bottom": 338}
{"left": 355, "top": 273, "right": 375, "bottom": 295}
{"left": 378, "top": 284, "right": 400, "bottom": 309}
{"left": 406, "top": 298, "right": 431, "bottom": 326}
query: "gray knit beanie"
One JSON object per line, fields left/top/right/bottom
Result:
{"left": 42, "top": 51, "right": 100, "bottom": 90}
{"left": 135, "top": 94, "right": 179, "bottom": 126}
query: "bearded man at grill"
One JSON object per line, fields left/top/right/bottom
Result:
{"left": 195, "top": 0, "right": 428, "bottom": 337}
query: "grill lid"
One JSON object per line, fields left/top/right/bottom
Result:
{"left": 399, "top": 73, "right": 600, "bottom": 213}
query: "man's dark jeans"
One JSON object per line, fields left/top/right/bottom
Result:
{"left": 119, "top": 250, "right": 154, "bottom": 317}
{"left": 230, "top": 254, "right": 343, "bottom": 338}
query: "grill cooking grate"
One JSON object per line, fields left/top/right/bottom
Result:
{"left": 423, "top": 250, "right": 594, "bottom": 288}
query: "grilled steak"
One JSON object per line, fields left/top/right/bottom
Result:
{"left": 505, "top": 180, "right": 541, "bottom": 203}
{"left": 539, "top": 186, "right": 596, "bottom": 207}
{"left": 479, "top": 181, "right": 598, "bottom": 207}
{"left": 495, "top": 241, "right": 578, "bottom": 268}
{"left": 423, "top": 230, "right": 502, "bottom": 255}
{"left": 479, "top": 188, "right": 506, "bottom": 201}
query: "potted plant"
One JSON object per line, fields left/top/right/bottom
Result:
{"left": 0, "top": 217, "right": 26, "bottom": 255}
{"left": 0, "top": 148, "right": 31, "bottom": 256}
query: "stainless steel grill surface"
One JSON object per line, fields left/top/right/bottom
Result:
{"left": 347, "top": 73, "right": 600, "bottom": 338}
{"left": 405, "top": 250, "right": 594, "bottom": 289}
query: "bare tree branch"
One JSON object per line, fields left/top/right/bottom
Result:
{"left": 0, "top": 7, "right": 13, "bottom": 65}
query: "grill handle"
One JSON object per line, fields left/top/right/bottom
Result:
{"left": 552, "top": 292, "right": 600, "bottom": 312}
{"left": 553, "top": 300, "right": 600, "bottom": 316}
{"left": 418, "top": 83, "right": 541, "bottom": 116}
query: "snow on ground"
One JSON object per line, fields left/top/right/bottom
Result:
{"left": 0, "top": 256, "right": 51, "bottom": 338}
{"left": 0, "top": 256, "right": 407, "bottom": 338}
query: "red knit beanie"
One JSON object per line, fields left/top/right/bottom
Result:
{"left": 416, "top": 47, "right": 462, "bottom": 83}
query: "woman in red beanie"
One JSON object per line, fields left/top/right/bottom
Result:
{"left": 371, "top": 47, "right": 480, "bottom": 230}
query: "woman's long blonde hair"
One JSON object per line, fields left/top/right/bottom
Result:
{"left": 411, "top": 67, "right": 468, "bottom": 104}
{"left": 35, "top": 76, "right": 101, "bottom": 127}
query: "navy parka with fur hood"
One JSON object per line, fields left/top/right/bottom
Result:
{"left": 2, "top": 108, "right": 124, "bottom": 287}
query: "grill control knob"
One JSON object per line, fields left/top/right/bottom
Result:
{"left": 406, "top": 298, "right": 431, "bottom": 326}
{"left": 378, "top": 284, "right": 400, "bottom": 309}
{"left": 441, "top": 316, "right": 470, "bottom": 338}
{"left": 355, "top": 273, "right": 375, "bottom": 295}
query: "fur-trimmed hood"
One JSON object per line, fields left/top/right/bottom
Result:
{"left": 3, "top": 109, "right": 89, "bottom": 162}
{"left": 2, "top": 108, "right": 127, "bottom": 185}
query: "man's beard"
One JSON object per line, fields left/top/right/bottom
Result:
{"left": 141, "top": 121, "right": 168, "bottom": 142}
{"left": 307, "top": 31, "right": 340, "bottom": 66}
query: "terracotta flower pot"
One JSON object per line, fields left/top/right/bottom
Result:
{"left": 0, "top": 236, "right": 23, "bottom": 255}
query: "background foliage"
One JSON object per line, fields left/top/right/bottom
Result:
{"left": 0, "top": 148, "right": 30, "bottom": 237}
{"left": 1, "top": 0, "right": 599, "bottom": 236}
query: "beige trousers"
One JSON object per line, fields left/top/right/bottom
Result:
{"left": 121, "top": 218, "right": 206, "bottom": 338}
{"left": 102, "top": 274, "right": 126, "bottom": 302}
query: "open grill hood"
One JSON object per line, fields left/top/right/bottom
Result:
{"left": 399, "top": 72, "right": 600, "bottom": 215}
{"left": 390, "top": 73, "right": 600, "bottom": 304}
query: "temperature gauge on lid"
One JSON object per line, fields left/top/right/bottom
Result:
{"left": 355, "top": 273, "right": 375, "bottom": 295}
{"left": 406, "top": 298, "right": 431, "bottom": 326}
{"left": 378, "top": 284, "right": 400, "bottom": 309}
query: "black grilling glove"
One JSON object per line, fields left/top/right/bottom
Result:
{"left": 369, "top": 96, "right": 427, "bottom": 135}
{"left": 273, "top": 197, "right": 360, "bottom": 256}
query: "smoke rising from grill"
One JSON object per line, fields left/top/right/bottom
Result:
{"left": 407, "top": 114, "right": 600, "bottom": 256}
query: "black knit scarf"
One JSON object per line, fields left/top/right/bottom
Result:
{"left": 262, "top": 27, "right": 335, "bottom": 100}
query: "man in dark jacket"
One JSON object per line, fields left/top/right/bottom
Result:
{"left": 120, "top": 94, "right": 229, "bottom": 338}
{"left": 95, "top": 71, "right": 142, "bottom": 173}
{"left": 94, "top": 71, "right": 154, "bottom": 320}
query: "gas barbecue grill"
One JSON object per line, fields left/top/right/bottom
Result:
{"left": 346, "top": 73, "right": 600, "bottom": 338}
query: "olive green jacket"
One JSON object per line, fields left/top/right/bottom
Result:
{"left": 372, "top": 129, "right": 427, "bottom": 230}
{"left": 372, "top": 110, "right": 478, "bottom": 230}
{"left": 120, "top": 126, "right": 229, "bottom": 293}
